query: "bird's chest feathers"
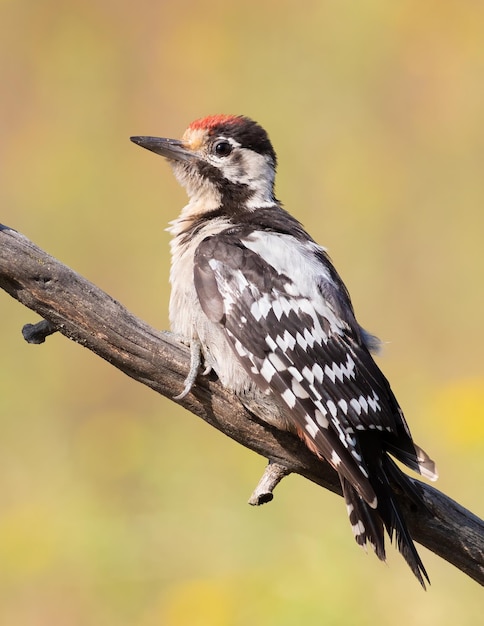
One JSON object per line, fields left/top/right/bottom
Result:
{"left": 167, "top": 212, "right": 230, "bottom": 336}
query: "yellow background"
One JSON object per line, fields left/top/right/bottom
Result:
{"left": 1, "top": 1, "right": 483, "bottom": 624}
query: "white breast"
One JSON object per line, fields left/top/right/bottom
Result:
{"left": 168, "top": 214, "right": 227, "bottom": 336}
{"left": 168, "top": 212, "right": 255, "bottom": 394}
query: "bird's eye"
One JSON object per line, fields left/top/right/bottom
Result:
{"left": 214, "top": 141, "right": 233, "bottom": 157}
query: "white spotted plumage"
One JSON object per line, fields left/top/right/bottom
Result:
{"left": 131, "top": 113, "right": 438, "bottom": 588}
{"left": 195, "top": 231, "right": 388, "bottom": 489}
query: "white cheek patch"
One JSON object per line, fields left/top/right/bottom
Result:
{"left": 221, "top": 150, "right": 276, "bottom": 208}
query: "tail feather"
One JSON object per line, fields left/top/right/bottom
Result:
{"left": 414, "top": 444, "right": 439, "bottom": 482}
{"left": 341, "top": 478, "right": 385, "bottom": 561}
{"left": 340, "top": 456, "right": 429, "bottom": 589}
{"left": 387, "top": 441, "right": 438, "bottom": 483}
{"left": 383, "top": 456, "right": 430, "bottom": 588}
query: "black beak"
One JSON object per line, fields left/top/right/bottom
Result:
{"left": 130, "top": 136, "right": 193, "bottom": 162}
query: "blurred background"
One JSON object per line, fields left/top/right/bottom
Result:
{"left": 1, "top": 0, "right": 483, "bottom": 624}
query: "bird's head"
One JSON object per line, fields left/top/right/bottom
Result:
{"left": 131, "top": 115, "right": 278, "bottom": 212}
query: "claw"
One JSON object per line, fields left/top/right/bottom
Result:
{"left": 173, "top": 339, "right": 202, "bottom": 400}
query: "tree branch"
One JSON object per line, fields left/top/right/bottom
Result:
{"left": 0, "top": 224, "right": 483, "bottom": 585}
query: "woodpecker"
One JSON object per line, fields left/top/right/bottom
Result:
{"left": 131, "top": 114, "right": 438, "bottom": 587}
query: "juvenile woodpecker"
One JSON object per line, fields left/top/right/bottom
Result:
{"left": 131, "top": 114, "right": 437, "bottom": 587}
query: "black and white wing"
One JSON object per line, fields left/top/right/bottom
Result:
{"left": 195, "top": 227, "right": 411, "bottom": 496}
{"left": 193, "top": 225, "right": 436, "bottom": 587}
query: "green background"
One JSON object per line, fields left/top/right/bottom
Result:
{"left": 1, "top": 1, "right": 483, "bottom": 624}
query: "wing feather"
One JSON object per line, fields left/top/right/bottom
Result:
{"left": 194, "top": 228, "right": 420, "bottom": 505}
